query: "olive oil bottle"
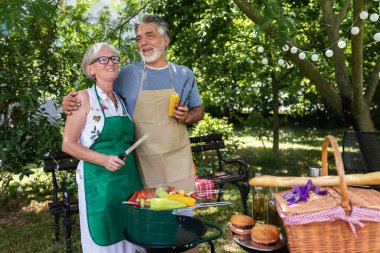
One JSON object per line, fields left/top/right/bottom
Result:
{"left": 252, "top": 172, "right": 265, "bottom": 223}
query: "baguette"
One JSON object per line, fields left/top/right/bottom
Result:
{"left": 249, "top": 172, "right": 380, "bottom": 187}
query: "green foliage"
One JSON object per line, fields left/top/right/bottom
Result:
{"left": 0, "top": 111, "right": 62, "bottom": 198}
{"left": 191, "top": 113, "right": 241, "bottom": 176}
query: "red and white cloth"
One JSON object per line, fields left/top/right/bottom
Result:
{"left": 195, "top": 176, "right": 216, "bottom": 199}
{"left": 277, "top": 204, "right": 380, "bottom": 237}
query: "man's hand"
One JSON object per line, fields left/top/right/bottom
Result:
{"left": 174, "top": 104, "right": 204, "bottom": 125}
{"left": 174, "top": 105, "right": 189, "bottom": 124}
{"left": 62, "top": 91, "right": 81, "bottom": 115}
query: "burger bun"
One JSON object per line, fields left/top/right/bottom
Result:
{"left": 229, "top": 215, "right": 256, "bottom": 235}
{"left": 251, "top": 224, "right": 280, "bottom": 244}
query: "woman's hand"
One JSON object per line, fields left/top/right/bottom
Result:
{"left": 103, "top": 155, "right": 125, "bottom": 172}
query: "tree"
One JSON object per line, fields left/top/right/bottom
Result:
{"left": 233, "top": 0, "right": 380, "bottom": 131}
{"left": 0, "top": 0, "right": 144, "bottom": 197}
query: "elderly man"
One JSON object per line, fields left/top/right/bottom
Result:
{"left": 62, "top": 13, "right": 204, "bottom": 193}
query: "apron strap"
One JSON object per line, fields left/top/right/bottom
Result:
{"left": 94, "top": 85, "right": 107, "bottom": 118}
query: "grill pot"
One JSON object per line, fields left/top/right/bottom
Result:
{"left": 124, "top": 205, "right": 222, "bottom": 252}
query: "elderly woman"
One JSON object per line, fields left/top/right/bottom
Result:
{"left": 62, "top": 42, "right": 145, "bottom": 253}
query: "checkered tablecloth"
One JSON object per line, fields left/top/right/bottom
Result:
{"left": 195, "top": 176, "right": 216, "bottom": 199}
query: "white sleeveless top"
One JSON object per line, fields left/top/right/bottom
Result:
{"left": 79, "top": 85, "right": 130, "bottom": 149}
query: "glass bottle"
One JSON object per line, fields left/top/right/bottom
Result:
{"left": 266, "top": 187, "right": 280, "bottom": 226}
{"left": 252, "top": 172, "right": 265, "bottom": 223}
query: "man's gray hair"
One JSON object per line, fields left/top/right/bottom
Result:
{"left": 81, "top": 42, "right": 120, "bottom": 80}
{"left": 134, "top": 13, "right": 169, "bottom": 37}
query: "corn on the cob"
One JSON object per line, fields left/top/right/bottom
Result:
{"left": 167, "top": 194, "right": 196, "bottom": 207}
{"left": 168, "top": 93, "right": 180, "bottom": 117}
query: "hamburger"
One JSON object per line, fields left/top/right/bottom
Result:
{"left": 251, "top": 224, "right": 280, "bottom": 244}
{"left": 229, "top": 214, "right": 256, "bottom": 235}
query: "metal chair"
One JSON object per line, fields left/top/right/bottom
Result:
{"left": 342, "top": 131, "right": 380, "bottom": 190}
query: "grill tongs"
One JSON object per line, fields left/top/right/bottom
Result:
{"left": 172, "top": 201, "right": 232, "bottom": 214}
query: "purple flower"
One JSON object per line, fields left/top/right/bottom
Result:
{"left": 283, "top": 180, "right": 327, "bottom": 206}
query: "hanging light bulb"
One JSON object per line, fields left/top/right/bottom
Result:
{"left": 290, "top": 46, "right": 298, "bottom": 54}
{"left": 257, "top": 46, "right": 264, "bottom": 53}
{"left": 338, "top": 40, "right": 346, "bottom": 49}
{"left": 370, "top": 13, "right": 379, "bottom": 22}
{"left": 360, "top": 11, "right": 369, "bottom": 20}
{"left": 374, "top": 33, "right": 380, "bottom": 41}
{"left": 298, "top": 52, "right": 306, "bottom": 60}
{"left": 351, "top": 27, "right": 360, "bottom": 35}
{"left": 311, "top": 54, "right": 319, "bottom": 62}
{"left": 325, "top": 50, "right": 333, "bottom": 57}
{"left": 262, "top": 58, "right": 268, "bottom": 64}
{"left": 282, "top": 45, "right": 289, "bottom": 51}
{"left": 278, "top": 58, "right": 285, "bottom": 66}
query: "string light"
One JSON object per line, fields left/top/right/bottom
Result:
{"left": 311, "top": 54, "right": 319, "bottom": 61}
{"left": 338, "top": 40, "right": 347, "bottom": 48}
{"left": 255, "top": 0, "right": 380, "bottom": 66}
{"left": 374, "top": 33, "right": 380, "bottom": 41}
{"left": 351, "top": 26, "right": 360, "bottom": 35}
{"left": 290, "top": 46, "right": 297, "bottom": 54}
{"left": 325, "top": 50, "right": 333, "bottom": 57}
{"left": 360, "top": 11, "right": 369, "bottom": 19}
{"left": 370, "top": 13, "right": 379, "bottom": 21}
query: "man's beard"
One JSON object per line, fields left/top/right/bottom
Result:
{"left": 139, "top": 40, "right": 166, "bottom": 63}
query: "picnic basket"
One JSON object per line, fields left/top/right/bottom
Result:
{"left": 275, "top": 135, "right": 380, "bottom": 253}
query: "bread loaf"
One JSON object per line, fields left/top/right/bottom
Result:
{"left": 249, "top": 172, "right": 380, "bottom": 187}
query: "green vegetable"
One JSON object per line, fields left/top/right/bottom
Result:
{"left": 149, "top": 198, "right": 187, "bottom": 210}
{"left": 155, "top": 186, "right": 169, "bottom": 198}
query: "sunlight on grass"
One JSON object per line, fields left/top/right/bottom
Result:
{"left": 21, "top": 200, "right": 48, "bottom": 213}
{"left": 239, "top": 135, "right": 331, "bottom": 151}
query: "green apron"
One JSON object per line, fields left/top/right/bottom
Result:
{"left": 84, "top": 86, "right": 143, "bottom": 246}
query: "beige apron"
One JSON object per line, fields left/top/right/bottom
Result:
{"left": 133, "top": 63, "right": 195, "bottom": 191}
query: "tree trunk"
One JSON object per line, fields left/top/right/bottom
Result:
{"left": 351, "top": 0, "right": 375, "bottom": 131}
{"left": 271, "top": 72, "right": 280, "bottom": 155}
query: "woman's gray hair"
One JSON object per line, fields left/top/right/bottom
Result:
{"left": 81, "top": 42, "right": 120, "bottom": 80}
{"left": 134, "top": 13, "right": 169, "bottom": 38}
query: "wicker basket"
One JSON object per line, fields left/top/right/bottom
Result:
{"left": 275, "top": 135, "right": 380, "bottom": 253}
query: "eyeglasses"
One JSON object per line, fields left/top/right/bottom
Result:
{"left": 91, "top": 56, "right": 120, "bottom": 65}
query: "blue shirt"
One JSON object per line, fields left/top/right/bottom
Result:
{"left": 114, "top": 61, "right": 202, "bottom": 118}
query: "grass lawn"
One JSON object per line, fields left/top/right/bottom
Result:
{"left": 0, "top": 126, "right": 345, "bottom": 253}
